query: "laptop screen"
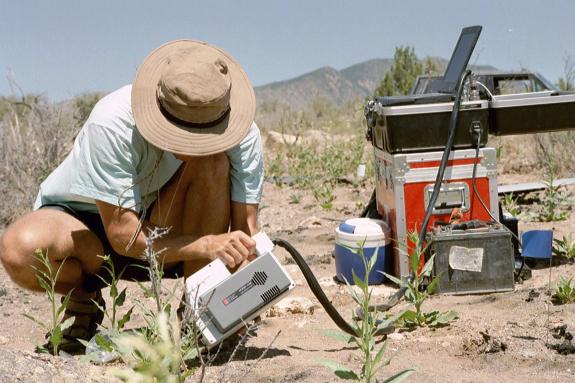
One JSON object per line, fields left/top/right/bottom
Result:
{"left": 437, "top": 25, "right": 482, "bottom": 93}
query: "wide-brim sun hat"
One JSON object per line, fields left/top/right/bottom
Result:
{"left": 132, "top": 39, "right": 256, "bottom": 156}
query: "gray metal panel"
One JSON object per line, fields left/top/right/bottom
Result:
{"left": 429, "top": 227, "right": 514, "bottom": 294}
{"left": 490, "top": 92, "right": 575, "bottom": 108}
{"left": 498, "top": 178, "right": 575, "bottom": 194}
{"left": 199, "top": 253, "right": 293, "bottom": 333}
{"left": 381, "top": 100, "right": 488, "bottom": 116}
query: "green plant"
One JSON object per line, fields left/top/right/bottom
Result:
{"left": 111, "top": 312, "right": 193, "bottom": 383}
{"left": 501, "top": 193, "right": 521, "bottom": 217}
{"left": 384, "top": 232, "right": 458, "bottom": 329}
{"left": 289, "top": 193, "right": 301, "bottom": 204}
{"left": 321, "top": 243, "right": 414, "bottom": 382}
{"left": 265, "top": 132, "right": 372, "bottom": 207}
{"left": 553, "top": 235, "right": 575, "bottom": 261}
{"left": 313, "top": 183, "right": 335, "bottom": 210}
{"left": 23, "top": 249, "right": 75, "bottom": 356}
{"left": 266, "top": 151, "right": 285, "bottom": 186}
{"left": 537, "top": 168, "right": 572, "bottom": 222}
{"left": 93, "top": 255, "right": 133, "bottom": 332}
{"left": 551, "top": 276, "right": 575, "bottom": 304}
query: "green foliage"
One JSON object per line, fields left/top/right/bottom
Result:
{"left": 501, "top": 193, "right": 521, "bottom": 217}
{"left": 374, "top": 47, "right": 423, "bottom": 97}
{"left": 422, "top": 57, "right": 439, "bottom": 77}
{"left": 23, "top": 249, "right": 75, "bottom": 356}
{"left": 536, "top": 170, "right": 572, "bottom": 222}
{"left": 553, "top": 234, "right": 575, "bottom": 261}
{"left": 110, "top": 229, "right": 198, "bottom": 380}
{"left": 94, "top": 255, "right": 133, "bottom": 331}
{"left": 313, "top": 184, "right": 335, "bottom": 210}
{"left": 384, "top": 231, "right": 457, "bottom": 329}
{"left": 321, "top": 243, "right": 414, "bottom": 383}
{"left": 111, "top": 312, "right": 195, "bottom": 383}
{"left": 266, "top": 134, "right": 369, "bottom": 210}
{"left": 289, "top": 193, "right": 301, "bottom": 204}
{"left": 552, "top": 277, "right": 575, "bottom": 305}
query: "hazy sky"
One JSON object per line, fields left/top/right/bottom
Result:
{"left": 1, "top": 0, "right": 573, "bottom": 100}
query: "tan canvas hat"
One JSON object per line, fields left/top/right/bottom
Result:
{"left": 132, "top": 40, "right": 256, "bottom": 156}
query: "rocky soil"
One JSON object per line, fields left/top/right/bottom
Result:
{"left": 1, "top": 164, "right": 574, "bottom": 382}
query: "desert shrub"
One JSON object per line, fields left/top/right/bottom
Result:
{"left": 0, "top": 92, "right": 101, "bottom": 226}
{"left": 321, "top": 242, "right": 413, "bottom": 383}
{"left": 534, "top": 132, "right": 575, "bottom": 178}
{"left": 552, "top": 277, "right": 575, "bottom": 305}
{"left": 553, "top": 235, "right": 575, "bottom": 261}
{"left": 266, "top": 134, "right": 372, "bottom": 209}
{"left": 384, "top": 231, "right": 458, "bottom": 329}
{"left": 536, "top": 170, "right": 572, "bottom": 222}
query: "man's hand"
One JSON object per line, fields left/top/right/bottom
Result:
{"left": 201, "top": 231, "right": 256, "bottom": 268}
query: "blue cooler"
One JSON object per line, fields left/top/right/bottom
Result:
{"left": 334, "top": 218, "right": 390, "bottom": 285}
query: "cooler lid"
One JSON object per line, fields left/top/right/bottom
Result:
{"left": 339, "top": 218, "right": 387, "bottom": 235}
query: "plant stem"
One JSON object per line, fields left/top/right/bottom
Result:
{"left": 51, "top": 278, "right": 58, "bottom": 356}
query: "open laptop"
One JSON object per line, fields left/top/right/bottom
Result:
{"left": 376, "top": 25, "right": 482, "bottom": 106}
{"left": 432, "top": 25, "right": 483, "bottom": 93}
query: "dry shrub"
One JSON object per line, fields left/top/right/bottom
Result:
{"left": 534, "top": 131, "right": 575, "bottom": 177}
{"left": 0, "top": 92, "right": 100, "bottom": 226}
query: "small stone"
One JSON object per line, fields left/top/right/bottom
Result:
{"left": 266, "top": 297, "right": 315, "bottom": 317}
{"left": 297, "top": 216, "right": 325, "bottom": 229}
{"left": 350, "top": 284, "right": 396, "bottom": 298}
{"left": 0, "top": 288, "right": 7, "bottom": 298}
{"left": 0, "top": 336, "right": 8, "bottom": 345}
{"left": 387, "top": 333, "right": 405, "bottom": 341}
{"left": 319, "top": 277, "right": 337, "bottom": 288}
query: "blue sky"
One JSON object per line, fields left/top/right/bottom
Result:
{"left": 1, "top": 0, "right": 573, "bottom": 100}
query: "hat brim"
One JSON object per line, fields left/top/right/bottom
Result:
{"left": 132, "top": 40, "right": 255, "bottom": 156}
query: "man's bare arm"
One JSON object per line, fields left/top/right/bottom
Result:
{"left": 230, "top": 202, "right": 259, "bottom": 236}
{"left": 96, "top": 200, "right": 255, "bottom": 267}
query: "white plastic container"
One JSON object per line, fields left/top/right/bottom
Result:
{"left": 334, "top": 218, "right": 390, "bottom": 285}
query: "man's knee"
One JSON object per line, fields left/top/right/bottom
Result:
{"left": 0, "top": 223, "right": 46, "bottom": 290}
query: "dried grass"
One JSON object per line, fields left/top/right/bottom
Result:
{"left": 0, "top": 92, "right": 100, "bottom": 226}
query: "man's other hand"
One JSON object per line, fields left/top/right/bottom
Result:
{"left": 203, "top": 231, "right": 256, "bottom": 268}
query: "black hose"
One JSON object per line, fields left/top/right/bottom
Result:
{"left": 417, "top": 69, "right": 472, "bottom": 249}
{"left": 468, "top": 126, "right": 525, "bottom": 280}
{"left": 354, "top": 71, "right": 474, "bottom": 319}
{"left": 272, "top": 238, "right": 395, "bottom": 336}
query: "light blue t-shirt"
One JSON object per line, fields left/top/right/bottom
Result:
{"left": 33, "top": 85, "right": 264, "bottom": 213}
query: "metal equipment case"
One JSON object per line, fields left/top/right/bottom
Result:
{"left": 427, "top": 225, "right": 514, "bottom": 294}
{"left": 374, "top": 147, "right": 499, "bottom": 279}
{"left": 367, "top": 99, "right": 489, "bottom": 153}
{"left": 489, "top": 91, "right": 575, "bottom": 135}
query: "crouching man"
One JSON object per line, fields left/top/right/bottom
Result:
{"left": 0, "top": 40, "right": 264, "bottom": 352}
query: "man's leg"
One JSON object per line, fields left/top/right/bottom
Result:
{"left": 0, "top": 208, "right": 105, "bottom": 298}
{"left": 150, "top": 153, "right": 231, "bottom": 276}
{"left": 0, "top": 208, "right": 107, "bottom": 352}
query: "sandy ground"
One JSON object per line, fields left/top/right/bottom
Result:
{"left": 0, "top": 171, "right": 575, "bottom": 382}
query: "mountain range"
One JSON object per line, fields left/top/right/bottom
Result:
{"left": 254, "top": 58, "right": 496, "bottom": 109}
